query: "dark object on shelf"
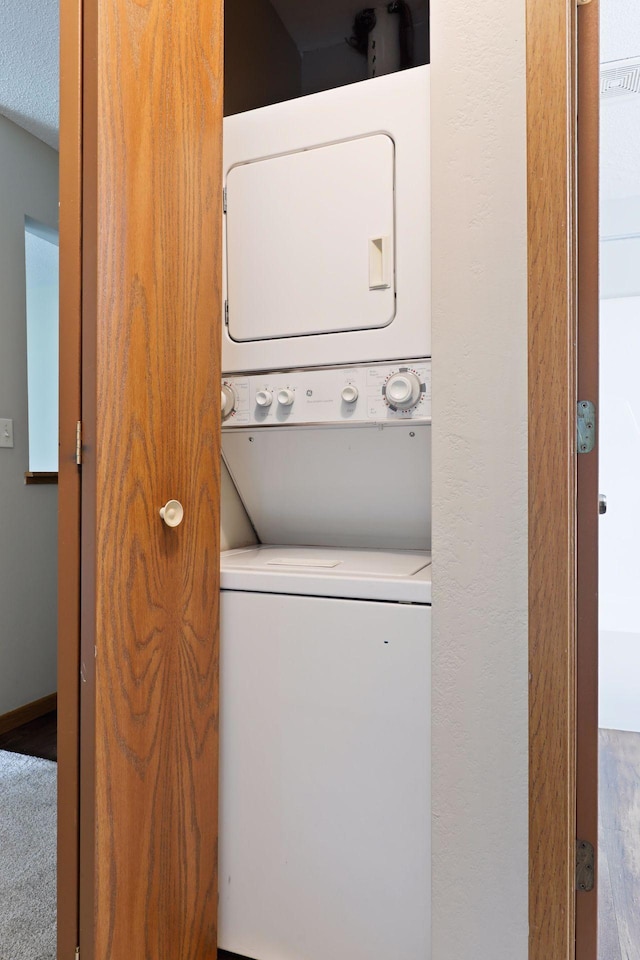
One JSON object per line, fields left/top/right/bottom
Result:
{"left": 346, "top": 8, "right": 377, "bottom": 58}
{"left": 347, "top": 3, "right": 417, "bottom": 71}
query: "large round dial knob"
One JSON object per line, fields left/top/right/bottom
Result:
{"left": 255, "top": 389, "right": 273, "bottom": 408}
{"left": 341, "top": 385, "right": 359, "bottom": 404}
{"left": 384, "top": 371, "right": 423, "bottom": 410}
{"left": 277, "top": 388, "right": 295, "bottom": 407}
{"left": 221, "top": 383, "right": 237, "bottom": 421}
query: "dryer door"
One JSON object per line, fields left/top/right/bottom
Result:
{"left": 225, "top": 134, "right": 396, "bottom": 343}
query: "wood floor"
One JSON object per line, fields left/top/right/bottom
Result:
{"left": 599, "top": 728, "right": 640, "bottom": 960}
{"left": 0, "top": 709, "right": 57, "bottom": 761}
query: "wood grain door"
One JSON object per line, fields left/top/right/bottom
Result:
{"left": 77, "top": 2, "right": 224, "bottom": 957}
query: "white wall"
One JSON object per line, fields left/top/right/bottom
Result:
{"left": 430, "top": 0, "right": 529, "bottom": 955}
{"left": 0, "top": 114, "right": 58, "bottom": 715}
{"left": 598, "top": 296, "right": 640, "bottom": 731}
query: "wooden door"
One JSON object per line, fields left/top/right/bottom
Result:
{"left": 77, "top": 2, "right": 224, "bottom": 956}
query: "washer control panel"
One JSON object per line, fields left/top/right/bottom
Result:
{"left": 221, "top": 360, "right": 431, "bottom": 426}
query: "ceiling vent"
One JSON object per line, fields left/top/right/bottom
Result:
{"left": 601, "top": 57, "right": 640, "bottom": 101}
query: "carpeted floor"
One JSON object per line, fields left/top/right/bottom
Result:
{"left": 0, "top": 749, "right": 56, "bottom": 960}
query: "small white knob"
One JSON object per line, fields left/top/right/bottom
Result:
{"left": 255, "top": 389, "right": 273, "bottom": 408}
{"left": 341, "top": 385, "right": 359, "bottom": 404}
{"left": 159, "top": 500, "right": 184, "bottom": 527}
{"left": 277, "top": 388, "right": 295, "bottom": 407}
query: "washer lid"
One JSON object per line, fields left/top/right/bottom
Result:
{"left": 220, "top": 545, "right": 432, "bottom": 604}
{"left": 225, "top": 134, "right": 396, "bottom": 343}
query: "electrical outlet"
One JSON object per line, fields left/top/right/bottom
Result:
{"left": 0, "top": 419, "right": 14, "bottom": 448}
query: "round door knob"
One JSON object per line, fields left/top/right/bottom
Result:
{"left": 384, "top": 371, "right": 422, "bottom": 410}
{"left": 277, "top": 388, "right": 295, "bottom": 407}
{"left": 255, "top": 389, "right": 273, "bottom": 408}
{"left": 159, "top": 500, "right": 184, "bottom": 527}
{"left": 221, "top": 384, "right": 237, "bottom": 421}
{"left": 341, "top": 385, "right": 359, "bottom": 404}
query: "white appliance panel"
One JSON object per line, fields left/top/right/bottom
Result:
{"left": 221, "top": 544, "right": 432, "bottom": 603}
{"left": 218, "top": 590, "right": 431, "bottom": 960}
{"left": 222, "top": 66, "right": 429, "bottom": 372}
{"left": 222, "top": 359, "right": 431, "bottom": 427}
{"left": 222, "top": 422, "right": 431, "bottom": 550}
{"left": 226, "top": 135, "right": 395, "bottom": 342}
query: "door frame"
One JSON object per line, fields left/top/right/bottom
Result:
{"left": 575, "top": 2, "right": 600, "bottom": 956}
{"left": 527, "top": 0, "right": 581, "bottom": 957}
{"left": 56, "top": 0, "right": 587, "bottom": 955}
{"left": 527, "top": 0, "right": 601, "bottom": 957}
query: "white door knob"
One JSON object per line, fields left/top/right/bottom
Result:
{"left": 159, "top": 500, "right": 184, "bottom": 527}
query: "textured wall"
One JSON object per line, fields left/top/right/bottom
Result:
{"left": 430, "top": 0, "right": 529, "bottom": 954}
{"left": 0, "top": 115, "right": 58, "bottom": 715}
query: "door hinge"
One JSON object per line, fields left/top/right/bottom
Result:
{"left": 577, "top": 400, "right": 596, "bottom": 454}
{"left": 223, "top": 187, "right": 227, "bottom": 214}
{"left": 576, "top": 838, "right": 595, "bottom": 891}
{"left": 75, "top": 421, "right": 82, "bottom": 466}
{"left": 75, "top": 948, "right": 80, "bottom": 960}
{"left": 224, "top": 300, "right": 229, "bottom": 326}
{"left": 577, "top": 0, "right": 593, "bottom": 5}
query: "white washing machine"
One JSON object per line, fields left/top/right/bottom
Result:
{"left": 218, "top": 362, "right": 431, "bottom": 959}
{"left": 222, "top": 65, "right": 430, "bottom": 373}
{"left": 218, "top": 544, "right": 431, "bottom": 960}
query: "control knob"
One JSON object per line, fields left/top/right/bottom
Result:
{"left": 341, "top": 385, "right": 359, "bottom": 404}
{"left": 221, "top": 383, "right": 238, "bottom": 421}
{"left": 383, "top": 371, "right": 423, "bottom": 411}
{"left": 255, "top": 389, "right": 273, "bottom": 408}
{"left": 277, "top": 388, "right": 295, "bottom": 407}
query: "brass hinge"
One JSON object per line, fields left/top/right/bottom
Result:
{"left": 576, "top": 838, "right": 595, "bottom": 891}
{"left": 577, "top": 0, "right": 593, "bottom": 5}
{"left": 75, "top": 948, "right": 80, "bottom": 960}
{"left": 76, "top": 421, "right": 82, "bottom": 466}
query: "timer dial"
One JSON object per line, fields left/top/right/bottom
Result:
{"left": 383, "top": 371, "right": 423, "bottom": 411}
{"left": 221, "top": 383, "right": 238, "bottom": 421}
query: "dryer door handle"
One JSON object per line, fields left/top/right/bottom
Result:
{"left": 369, "top": 236, "right": 391, "bottom": 290}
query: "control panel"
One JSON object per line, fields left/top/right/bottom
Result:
{"left": 221, "top": 360, "right": 431, "bottom": 427}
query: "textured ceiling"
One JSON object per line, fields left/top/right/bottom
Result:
{"left": 601, "top": 0, "right": 640, "bottom": 206}
{"left": 0, "top": 0, "right": 59, "bottom": 150}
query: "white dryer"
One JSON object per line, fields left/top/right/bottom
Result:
{"left": 222, "top": 65, "right": 430, "bottom": 373}
{"left": 218, "top": 544, "right": 431, "bottom": 960}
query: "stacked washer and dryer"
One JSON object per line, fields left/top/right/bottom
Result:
{"left": 218, "top": 66, "right": 431, "bottom": 960}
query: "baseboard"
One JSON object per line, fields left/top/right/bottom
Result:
{"left": 0, "top": 692, "right": 57, "bottom": 736}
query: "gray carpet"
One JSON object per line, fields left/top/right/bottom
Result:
{"left": 0, "top": 750, "right": 56, "bottom": 960}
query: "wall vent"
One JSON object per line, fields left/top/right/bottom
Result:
{"left": 601, "top": 57, "right": 640, "bottom": 101}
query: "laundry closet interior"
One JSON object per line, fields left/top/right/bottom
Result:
{"left": 217, "top": 4, "right": 431, "bottom": 958}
